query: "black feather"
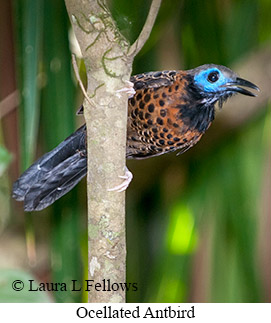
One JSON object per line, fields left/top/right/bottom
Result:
{"left": 24, "top": 153, "right": 87, "bottom": 211}
{"left": 12, "top": 125, "right": 86, "bottom": 210}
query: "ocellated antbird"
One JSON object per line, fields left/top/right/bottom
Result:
{"left": 12, "top": 64, "right": 259, "bottom": 211}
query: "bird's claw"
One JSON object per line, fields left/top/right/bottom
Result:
{"left": 116, "top": 81, "right": 136, "bottom": 99}
{"left": 107, "top": 167, "right": 133, "bottom": 192}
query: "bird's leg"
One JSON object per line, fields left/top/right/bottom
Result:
{"left": 108, "top": 81, "right": 134, "bottom": 193}
{"left": 116, "top": 80, "right": 136, "bottom": 99}
{"left": 107, "top": 166, "right": 133, "bottom": 192}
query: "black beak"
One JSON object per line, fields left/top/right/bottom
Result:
{"left": 224, "top": 77, "right": 259, "bottom": 97}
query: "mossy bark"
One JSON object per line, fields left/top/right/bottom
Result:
{"left": 65, "top": 0, "right": 161, "bottom": 302}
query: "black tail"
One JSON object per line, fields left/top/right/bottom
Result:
{"left": 12, "top": 125, "right": 87, "bottom": 211}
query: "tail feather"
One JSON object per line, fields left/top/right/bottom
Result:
{"left": 12, "top": 125, "right": 87, "bottom": 211}
{"left": 24, "top": 154, "right": 87, "bottom": 211}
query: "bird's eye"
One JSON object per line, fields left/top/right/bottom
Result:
{"left": 207, "top": 71, "right": 219, "bottom": 83}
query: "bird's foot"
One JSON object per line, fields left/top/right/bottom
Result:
{"left": 116, "top": 80, "right": 136, "bottom": 99}
{"left": 107, "top": 167, "right": 133, "bottom": 192}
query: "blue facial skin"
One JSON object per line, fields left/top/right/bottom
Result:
{"left": 194, "top": 68, "right": 231, "bottom": 93}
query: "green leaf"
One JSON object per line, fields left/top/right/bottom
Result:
{"left": 13, "top": 0, "right": 44, "bottom": 170}
{"left": 0, "top": 145, "right": 12, "bottom": 177}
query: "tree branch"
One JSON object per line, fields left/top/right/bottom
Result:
{"left": 64, "top": 0, "right": 160, "bottom": 303}
{"left": 128, "top": 0, "right": 162, "bottom": 59}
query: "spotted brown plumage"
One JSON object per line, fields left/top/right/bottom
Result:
{"left": 12, "top": 64, "right": 259, "bottom": 211}
{"left": 127, "top": 70, "right": 210, "bottom": 159}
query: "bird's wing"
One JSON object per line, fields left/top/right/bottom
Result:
{"left": 75, "top": 71, "right": 177, "bottom": 117}
{"left": 130, "top": 71, "right": 177, "bottom": 91}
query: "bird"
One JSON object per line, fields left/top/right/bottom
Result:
{"left": 12, "top": 64, "right": 259, "bottom": 211}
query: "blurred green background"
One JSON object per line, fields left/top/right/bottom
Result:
{"left": 0, "top": 0, "right": 270, "bottom": 302}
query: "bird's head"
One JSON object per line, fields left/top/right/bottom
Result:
{"left": 190, "top": 64, "right": 259, "bottom": 107}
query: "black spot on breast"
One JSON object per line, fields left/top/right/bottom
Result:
{"left": 147, "top": 119, "right": 153, "bottom": 125}
{"left": 159, "top": 139, "right": 165, "bottom": 145}
{"left": 143, "top": 123, "right": 148, "bottom": 129}
{"left": 173, "top": 123, "right": 179, "bottom": 128}
{"left": 177, "top": 142, "right": 184, "bottom": 146}
{"left": 163, "top": 127, "right": 168, "bottom": 133}
{"left": 136, "top": 93, "right": 142, "bottom": 101}
{"left": 152, "top": 127, "right": 158, "bottom": 133}
{"left": 134, "top": 108, "right": 139, "bottom": 116}
{"left": 145, "top": 112, "right": 151, "bottom": 119}
{"left": 139, "top": 111, "right": 144, "bottom": 120}
{"left": 167, "top": 140, "right": 174, "bottom": 145}
{"left": 157, "top": 117, "right": 163, "bottom": 125}
{"left": 162, "top": 92, "right": 167, "bottom": 98}
{"left": 148, "top": 104, "right": 155, "bottom": 113}
{"left": 144, "top": 94, "right": 151, "bottom": 103}
{"left": 159, "top": 100, "right": 165, "bottom": 107}
{"left": 160, "top": 132, "right": 165, "bottom": 138}
{"left": 154, "top": 94, "right": 159, "bottom": 99}
{"left": 167, "top": 134, "right": 173, "bottom": 139}
{"left": 173, "top": 137, "right": 180, "bottom": 142}
{"left": 139, "top": 101, "right": 145, "bottom": 109}
{"left": 175, "top": 85, "right": 179, "bottom": 91}
{"left": 168, "top": 87, "right": 172, "bottom": 92}
{"left": 130, "top": 98, "right": 136, "bottom": 106}
{"left": 160, "top": 109, "right": 167, "bottom": 117}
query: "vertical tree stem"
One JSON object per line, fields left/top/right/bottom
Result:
{"left": 64, "top": 0, "right": 161, "bottom": 302}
